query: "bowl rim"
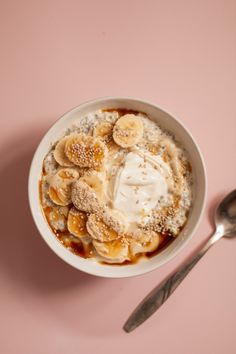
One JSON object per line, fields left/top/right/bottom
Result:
{"left": 28, "top": 96, "right": 207, "bottom": 278}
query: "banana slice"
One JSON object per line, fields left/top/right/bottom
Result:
{"left": 67, "top": 206, "right": 88, "bottom": 238}
{"left": 71, "top": 179, "right": 104, "bottom": 214}
{"left": 54, "top": 136, "right": 74, "bottom": 167}
{"left": 87, "top": 214, "right": 119, "bottom": 242}
{"left": 48, "top": 187, "right": 65, "bottom": 206}
{"left": 102, "top": 209, "right": 127, "bottom": 234}
{"left": 80, "top": 171, "right": 104, "bottom": 200}
{"left": 57, "top": 168, "right": 79, "bottom": 180}
{"left": 48, "top": 168, "right": 79, "bottom": 206}
{"left": 93, "top": 121, "right": 114, "bottom": 143}
{"left": 93, "top": 120, "right": 119, "bottom": 153}
{"left": 130, "top": 228, "right": 156, "bottom": 243}
{"left": 64, "top": 133, "right": 107, "bottom": 170}
{"left": 47, "top": 206, "right": 69, "bottom": 231}
{"left": 130, "top": 231, "right": 160, "bottom": 256}
{"left": 92, "top": 239, "right": 130, "bottom": 264}
{"left": 113, "top": 114, "right": 143, "bottom": 148}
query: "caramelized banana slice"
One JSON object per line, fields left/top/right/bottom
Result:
{"left": 93, "top": 239, "right": 129, "bottom": 264}
{"left": 93, "top": 120, "right": 119, "bottom": 153}
{"left": 48, "top": 187, "right": 66, "bottom": 206}
{"left": 130, "top": 231, "right": 160, "bottom": 256}
{"left": 80, "top": 171, "right": 104, "bottom": 199}
{"left": 47, "top": 206, "right": 69, "bottom": 231}
{"left": 54, "top": 136, "right": 74, "bottom": 167}
{"left": 87, "top": 214, "right": 118, "bottom": 242}
{"left": 102, "top": 209, "right": 127, "bottom": 234}
{"left": 71, "top": 179, "right": 104, "bottom": 214}
{"left": 130, "top": 228, "right": 157, "bottom": 243}
{"left": 113, "top": 114, "right": 143, "bottom": 148}
{"left": 57, "top": 168, "right": 79, "bottom": 180}
{"left": 67, "top": 207, "right": 88, "bottom": 238}
{"left": 93, "top": 121, "right": 114, "bottom": 143}
{"left": 65, "top": 133, "right": 107, "bottom": 170}
{"left": 48, "top": 168, "right": 79, "bottom": 206}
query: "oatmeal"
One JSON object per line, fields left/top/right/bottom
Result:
{"left": 39, "top": 109, "right": 193, "bottom": 264}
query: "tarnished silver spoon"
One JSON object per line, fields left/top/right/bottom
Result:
{"left": 124, "top": 189, "right": 236, "bottom": 333}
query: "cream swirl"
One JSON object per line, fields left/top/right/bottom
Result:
{"left": 112, "top": 151, "right": 169, "bottom": 223}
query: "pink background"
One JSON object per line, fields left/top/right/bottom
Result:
{"left": 0, "top": 1, "right": 236, "bottom": 353}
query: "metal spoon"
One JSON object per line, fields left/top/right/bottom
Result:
{"left": 124, "top": 189, "right": 236, "bottom": 333}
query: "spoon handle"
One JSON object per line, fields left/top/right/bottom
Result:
{"left": 123, "top": 230, "right": 222, "bottom": 333}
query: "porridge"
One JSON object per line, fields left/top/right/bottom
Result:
{"left": 39, "top": 109, "right": 193, "bottom": 264}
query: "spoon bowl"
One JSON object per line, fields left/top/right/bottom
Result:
{"left": 215, "top": 189, "right": 236, "bottom": 238}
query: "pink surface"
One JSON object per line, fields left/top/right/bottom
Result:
{"left": 0, "top": 1, "right": 236, "bottom": 353}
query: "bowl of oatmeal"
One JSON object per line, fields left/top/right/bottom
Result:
{"left": 28, "top": 97, "right": 206, "bottom": 278}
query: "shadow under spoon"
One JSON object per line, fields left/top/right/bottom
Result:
{"left": 123, "top": 189, "right": 236, "bottom": 333}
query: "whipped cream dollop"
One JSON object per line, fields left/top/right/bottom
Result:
{"left": 113, "top": 151, "right": 169, "bottom": 223}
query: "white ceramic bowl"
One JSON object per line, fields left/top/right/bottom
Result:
{"left": 28, "top": 97, "right": 207, "bottom": 278}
